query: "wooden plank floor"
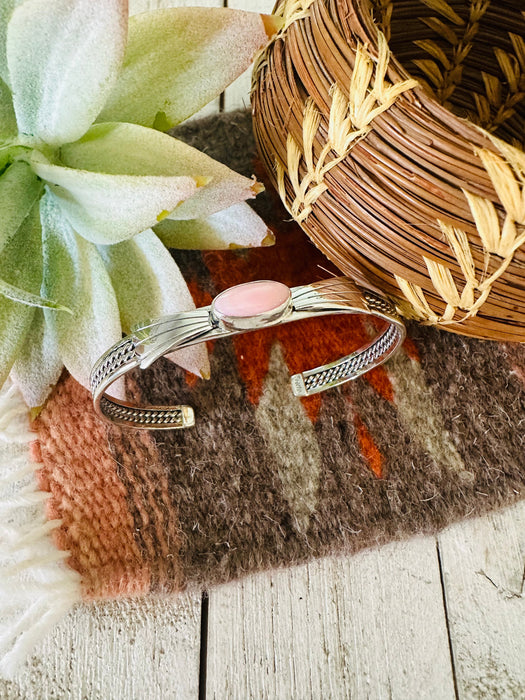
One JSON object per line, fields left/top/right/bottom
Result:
{"left": 207, "top": 539, "right": 456, "bottom": 699}
{"left": 5, "top": 504, "right": 525, "bottom": 699}
{"left": 2, "top": 1, "right": 525, "bottom": 698}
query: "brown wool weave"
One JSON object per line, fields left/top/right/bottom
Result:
{"left": 33, "top": 111, "right": 525, "bottom": 599}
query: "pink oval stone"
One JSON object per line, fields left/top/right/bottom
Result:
{"left": 214, "top": 280, "right": 290, "bottom": 318}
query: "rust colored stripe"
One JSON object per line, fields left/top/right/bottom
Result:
{"left": 107, "top": 376, "right": 185, "bottom": 593}
{"left": 203, "top": 232, "right": 394, "bottom": 419}
{"left": 402, "top": 334, "right": 421, "bottom": 362}
{"left": 354, "top": 414, "right": 384, "bottom": 479}
{"left": 33, "top": 373, "right": 152, "bottom": 599}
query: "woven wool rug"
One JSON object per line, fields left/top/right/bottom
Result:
{"left": 2, "top": 110, "right": 525, "bottom": 670}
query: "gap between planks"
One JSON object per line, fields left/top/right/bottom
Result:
{"left": 206, "top": 502, "right": 525, "bottom": 699}
{"left": 206, "top": 536, "right": 456, "bottom": 700}
{"left": 3, "top": 506, "right": 525, "bottom": 699}
{"left": 3, "top": 2, "right": 525, "bottom": 698}
{"left": 0, "top": 594, "right": 202, "bottom": 700}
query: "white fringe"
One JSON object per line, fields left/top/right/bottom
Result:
{"left": 0, "top": 379, "right": 81, "bottom": 679}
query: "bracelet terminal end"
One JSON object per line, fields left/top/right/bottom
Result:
{"left": 290, "top": 372, "right": 307, "bottom": 397}
{"left": 182, "top": 405, "right": 196, "bottom": 428}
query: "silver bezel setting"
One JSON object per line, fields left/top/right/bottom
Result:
{"left": 210, "top": 280, "right": 292, "bottom": 331}
{"left": 90, "top": 276, "right": 406, "bottom": 430}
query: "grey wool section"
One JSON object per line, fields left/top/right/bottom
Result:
{"left": 123, "top": 110, "right": 525, "bottom": 587}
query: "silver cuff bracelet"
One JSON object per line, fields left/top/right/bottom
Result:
{"left": 90, "top": 277, "right": 405, "bottom": 430}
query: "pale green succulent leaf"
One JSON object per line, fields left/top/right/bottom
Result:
{"left": 0, "top": 0, "right": 22, "bottom": 86}
{"left": 0, "top": 160, "right": 43, "bottom": 255}
{"left": 40, "top": 191, "right": 122, "bottom": 391}
{"left": 0, "top": 298, "right": 33, "bottom": 388}
{"left": 32, "top": 152, "right": 200, "bottom": 245}
{"left": 6, "top": 0, "right": 128, "bottom": 147}
{"left": 0, "top": 277, "right": 72, "bottom": 312}
{"left": 0, "top": 200, "right": 42, "bottom": 385}
{"left": 154, "top": 202, "right": 275, "bottom": 250}
{"left": 10, "top": 308, "right": 63, "bottom": 408}
{"left": 59, "top": 121, "right": 260, "bottom": 223}
{"left": 98, "top": 228, "right": 209, "bottom": 378}
{"left": 98, "top": 7, "right": 271, "bottom": 128}
{"left": 59, "top": 122, "right": 203, "bottom": 176}
{"left": 0, "top": 144, "right": 33, "bottom": 173}
{"left": 0, "top": 76, "right": 16, "bottom": 141}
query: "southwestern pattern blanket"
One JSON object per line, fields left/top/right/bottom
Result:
{"left": 32, "top": 110, "right": 525, "bottom": 601}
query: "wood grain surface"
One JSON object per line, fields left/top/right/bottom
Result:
{"left": 438, "top": 502, "right": 525, "bottom": 700}
{"left": 1, "top": 594, "right": 202, "bottom": 700}
{"left": 1, "top": 2, "right": 525, "bottom": 699}
{"left": 207, "top": 540, "right": 456, "bottom": 699}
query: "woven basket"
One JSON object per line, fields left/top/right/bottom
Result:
{"left": 252, "top": 0, "right": 525, "bottom": 341}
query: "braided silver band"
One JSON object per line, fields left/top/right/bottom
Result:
{"left": 91, "top": 277, "right": 405, "bottom": 430}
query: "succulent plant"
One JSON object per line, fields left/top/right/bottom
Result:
{"left": 0, "top": 0, "right": 278, "bottom": 408}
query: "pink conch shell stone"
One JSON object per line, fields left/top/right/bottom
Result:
{"left": 214, "top": 280, "right": 290, "bottom": 318}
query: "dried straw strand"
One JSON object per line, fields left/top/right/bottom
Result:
{"left": 413, "top": 0, "right": 490, "bottom": 106}
{"left": 395, "top": 144, "right": 525, "bottom": 326}
{"left": 278, "top": 32, "right": 417, "bottom": 223}
{"left": 252, "top": 0, "right": 525, "bottom": 341}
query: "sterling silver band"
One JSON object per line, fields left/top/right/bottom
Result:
{"left": 91, "top": 277, "right": 405, "bottom": 430}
